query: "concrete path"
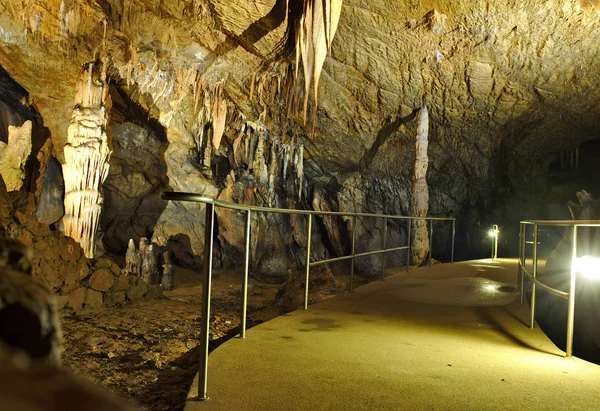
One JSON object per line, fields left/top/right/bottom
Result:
{"left": 185, "top": 259, "right": 600, "bottom": 410}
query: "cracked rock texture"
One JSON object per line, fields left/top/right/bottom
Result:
{"left": 1, "top": 0, "right": 599, "bottom": 277}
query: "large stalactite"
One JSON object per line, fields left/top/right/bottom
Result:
{"left": 62, "top": 62, "right": 111, "bottom": 258}
{"left": 295, "top": 0, "right": 344, "bottom": 124}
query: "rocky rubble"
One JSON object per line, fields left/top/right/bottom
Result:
{"left": 0, "top": 178, "right": 161, "bottom": 310}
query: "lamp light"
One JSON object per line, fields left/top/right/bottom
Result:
{"left": 489, "top": 224, "right": 499, "bottom": 259}
{"left": 575, "top": 255, "right": 600, "bottom": 280}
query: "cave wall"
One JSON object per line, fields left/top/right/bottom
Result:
{"left": 1, "top": 0, "right": 599, "bottom": 277}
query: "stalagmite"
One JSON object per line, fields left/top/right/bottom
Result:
{"left": 142, "top": 244, "right": 160, "bottom": 285}
{"left": 161, "top": 251, "right": 173, "bottom": 291}
{"left": 295, "top": 0, "right": 343, "bottom": 124}
{"left": 125, "top": 239, "right": 142, "bottom": 277}
{"left": 410, "top": 106, "right": 430, "bottom": 265}
{"left": 0, "top": 120, "right": 32, "bottom": 191}
{"left": 63, "top": 62, "right": 111, "bottom": 258}
{"left": 139, "top": 237, "right": 149, "bottom": 278}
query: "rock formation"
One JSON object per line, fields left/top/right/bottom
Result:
{"left": 0, "top": 120, "right": 32, "bottom": 191}
{"left": 1, "top": 0, "right": 599, "bottom": 278}
{"left": 141, "top": 244, "right": 160, "bottom": 285}
{"left": 295, "top": 0, "right": 344, "bottom": 124}
{"left": 411, "top": 106, "right": 430, "bottom": 265}
{"left": 162, "top": 251, "right": 173, "bottom": 291}
{"left": 62, "top": 62, "right": 111, "bottom": 259}
{"left": 124, "top": 239, "right": 142, "bottom": 277}
{"left": 36, "top": 156, "right": 65, "bottom": 225}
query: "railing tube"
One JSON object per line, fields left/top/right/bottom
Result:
{"left": 428, "top": 219, "right": 433, "bottom": 264}
{"left": 518, "top": 223, "right": 523, "bottom": 304}
{"left": 304, "top": 214, "right": 313, "bottom": 310}
{"left": 198, "top": 203, "right": 215, "bottom": 400}
{"left": 381, "top": 217, "right": 388, "bottom": 280}
{"left": 350, "top": 215, "right": 356, "bottom": 292}
{"left": 530, "top": 224, "right": 539, "bottom": 329}
{"left": 566, "top": 225, "right": 578, "bottom": 358}
{"left": 520, "top": 223, "right": 527, "bottom": 306}
{"left": 406, "top": 219, "right": 411, "bottom": 271}
{"left": 240, "top": 210, "right": 251, "bottom": 339}
{"left": 451, "top": 219, "right": 456, "bottom": 263}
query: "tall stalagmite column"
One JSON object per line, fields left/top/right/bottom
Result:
{"left": 63, "top": 62, "right": 111, "bottom": 258}
{"left": 411, "top": 106, "right": 430, "bottom": 265}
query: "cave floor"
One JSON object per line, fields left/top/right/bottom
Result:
{"left": 185, "top": 259, "right": 600, "bottom": 411}
{"left": 59, "top": 266, "right": 291, "bottom": 411}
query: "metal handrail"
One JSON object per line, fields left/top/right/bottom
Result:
{"left": 518, "top": 220, "right": 600, "bottom": 358}
{"left": 161, "top": 191, "right": 456, "bottom": 400}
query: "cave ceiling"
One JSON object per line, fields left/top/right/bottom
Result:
{"left": 1, "top": 0, "right": 600, "bottom": 198}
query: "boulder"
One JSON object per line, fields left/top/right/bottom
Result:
{"left": 36, "top": 156, "right": 64, "bottom": 225}
{"left": 88, "top": 269, "right": 115, "bottom": 292}
{"left": 103, "top": 292, "right": 125, "bottom": 308}
{"left": 84, "top": 290, "right": 103, "bottom": 309}
{"left": 68, "top": 288, "right": 87, "bottom": 311}
{"left": 125, "top": 277, "right": 148, "bottom": 301}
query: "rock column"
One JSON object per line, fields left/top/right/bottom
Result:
{"left": 411, "top": 106, "right": 430, "bottom": 265}
{"left": 63, "top": 62, "right": 111, "bottom": 258}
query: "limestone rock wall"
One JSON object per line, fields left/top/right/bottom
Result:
{"left": 0, "top": 0, "right": 599, "bottom": 277}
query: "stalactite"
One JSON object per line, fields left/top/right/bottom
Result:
{"left": 281, "top": 144, "right": 291, "bottom": 184}
{"left": 268, "top": 137, "right": 279, "bottom": 206}
{"left": 232, "top": 123, "right": 247, "bottom": 167}
{"left": 253, "top": 131, "right": 268, "bottom": 186}
{"left": 63, "top": 62, "right": 111, "bottom": 258}
{"left": 410, "top": 106, "right": 430, "bottom": 266}
{"left": 294, "top": 144, "right": 304, "bottom": 200}
{"left": 203, "top": 128, "right": 213, "bottom": 167}
{"left": 295, "top": 0, "right": 343, "bottom": 124}
{"left": 212, "top": 82, "right": 227, "bottom": 150}
{"left": 248, "top": 130, "right": 258, "bottom": 167}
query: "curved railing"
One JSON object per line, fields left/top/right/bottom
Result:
{"left": 518, "top": 219, "right": 600, "bottom": 358}
{"left": 162, "top": 191, "right": 456, "bottom": 400}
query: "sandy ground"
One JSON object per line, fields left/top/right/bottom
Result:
{"left": 60, "top": 264, "right": 355, "bottom": 410}
{"left": 60, "top": 266, "right": 283, "bottom": 411}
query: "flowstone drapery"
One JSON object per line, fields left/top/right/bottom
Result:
{"left": 411, "top": 106, "right": 430, "bottom": 265}
{"left": 63, "top": 62, "right": 111, "bottom": 258}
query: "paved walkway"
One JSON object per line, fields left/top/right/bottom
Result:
{"left": 185, "top": 259, "right": 600, "bottom": 410}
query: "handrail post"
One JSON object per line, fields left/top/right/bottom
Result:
{"left": 530, "top": 224, "right": 539, "bottom": 329}
{"left": 406, "top": 219, "right": 411, "bottom": 271}
{"left": 428, "top": 218, "right": 433, "bottom": 264}
{"left": 304, "top": 214, "right": 313, "bottom": 310}
{"left": 350, "top": 215, "right": 356, "bottom": 292}
{"left": 451, "top": 219, "right": 456, "bottom": 263}
{"left": 240, "top": 210, "right": 251, "bottom": 339}
{"left": 566, "top": 225, "right": 578, "bottom": 358}
{"left": 381, "top": 217, "right": 388, "bottom": 280}
{"left": 518, "top": 223, "right": 523, "bottom": 303}
{"left": 520, "top": 223, "right": 527, "bottom": 306}
{"left": 198, "top": 202, "right": 215, "bottom": 400}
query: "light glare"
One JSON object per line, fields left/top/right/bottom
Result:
{"left": 575, "top": 255, "right": 600, "bottom": 280}
{"left": 488, "top": 229, "right": 499, "bottom": 237}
